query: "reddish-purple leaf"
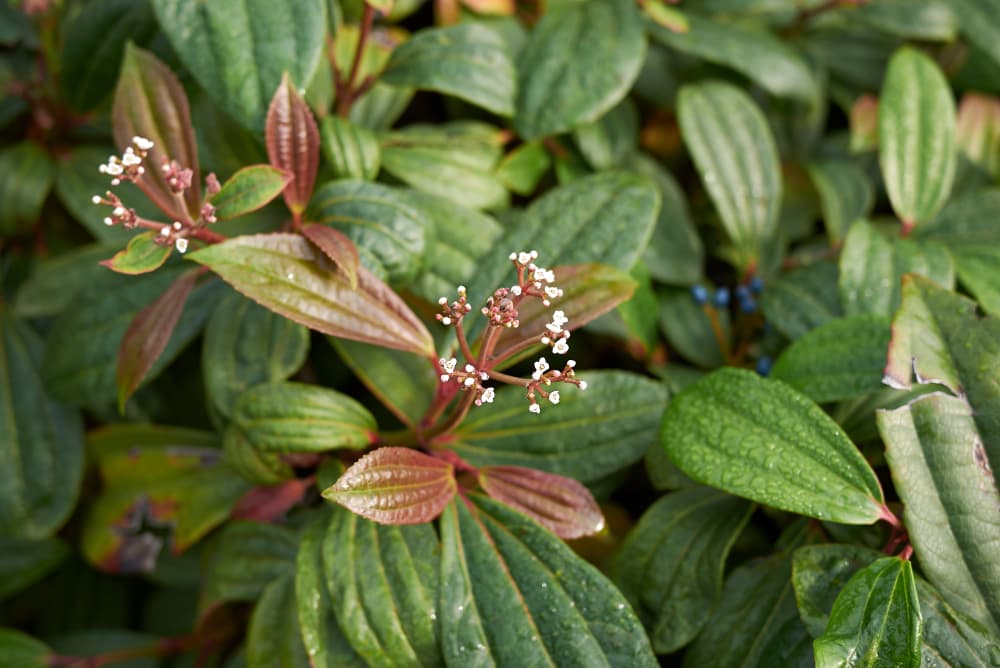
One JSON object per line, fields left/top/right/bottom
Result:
{"left": 301, "top": 223, "right": 359, "bottom": 288}
{"left": 265, "top": 73, "right": 320, "bottom": 216}
{"left": 116, "top": 269, "right": 198, "bottom": 410}
{"left": 478, "top": 465, "right": 606, "bottom": 539}
{"left": 491, "top": 263, "right": 636, "bottom": 363}
{"left": 321, "top": 447, "right": 456, "bottom": 524}
{"left": 112, "top": 44, "right": 200, "bottom": 221}
{"left": 209, "top": 165, "right": 292, "bottom": 221}
{"left": 187, "top": 233, "right": 435, "bottom": 357}
{"left": 101, "top": 231, "right": 172, "bottom": 275}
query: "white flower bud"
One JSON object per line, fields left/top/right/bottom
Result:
{"left": 529, "top": 403, "right": 541, "bottom": 414}
{"left": 175, "top": 238, "right": 188, "bottom": 253}
{"left": 549, "top": 391, "right": 560, "bottom": 405}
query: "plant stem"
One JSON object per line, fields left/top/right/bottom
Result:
{"left": 336, "top": 3, "right": 375, "bottom": 118}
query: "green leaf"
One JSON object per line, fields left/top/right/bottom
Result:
{"left": 648, "top": 11, "right": 819, "bottom": 103}
{"left": 677, "top": 80, "right": 782, "bottom": 271}
{"left": 152, "top": 0, "right": 326, "bottom": 132}
{"left": 514, "top": 0, "right": 646, "bottom": 140}
{"left": 13, "top": 244, "right": 118, "bottom": 318}
{"left": 879, "top": 47, "right": 957, "bottom": 230}
{"left": 878, "top": 392, "right": 1000, "bottom": 634}
{"left": 947, "top": 0, "right": 1000, "bottom": 71}
{"left": 381, "top": 22, "right": 516, "bottom": 117}
{"left": 771, "top": 314, "right": 892, "bottom": 403}
{"left": 113, "top": 45, "right": 202, "bottom": 222}
{"left": 100, "top": 231, "right": 172, "bottom": 275}
{"left": 440, "top": 495, "right": 657, "bottom": 666}
{"left": 847, "top": 0, "right": 956, "bottom": 40}
{"left": 331, "top": 24, "right": 414, "bottom": 131}
{"left": 917, "top": 187, "right": 1000, "bottom": 249}
{"left": 295, "top": 516, "right": 366, "bottom": 668}
{"left": 658, "top": 287, "right": 728, "bottom": 368}
{"left": 612, "top": 487, "right": 753, "bottom": 653}
{"left": 331, "top": 339, "right": 437, "bottom": 428}
{"left": 916, "top": 578, "right": 1000, "bottom": 667}
{"left": 308, "top": 180, "right": 430, "bottom": 286}
{"left": 322, "top": 447, "right": 456, "bottom": 524}
{"left": 115, "top": 270, "right": 199, "bottom": 410}
{"left": 321, "top": 116, "right": 380, "bottom": 182}
{"left": 453, "top": 371, "right": 666, "bottom": 485}
{"left": 0, "top": 629, "right": 51, "bottom": 668}
{"left": 682, "top": 553, "right": 806, "bottom": 668}
{"left": 379, "top": 123, "right": 508, "bottom": 211}
{"left": 232, "top": 382, "right": 376, "bottom": 454}
{"left": 574, "top": 98, "right": 639, "bottom": 170}
{"left": 0, "top": 311, "right": 85, "bottom": 539}
{"left": 322, "top": 506, "right": 442, "bottom": 665}
{"left": 951, "top": 246, "right": 1000, "bottom": 315}
{"left": 88, "top": 423, "right": 218, "bottom": 481}
{"left": 0, "top": 141, "right": 54, "bottom": 236}
{"left": 301, "top": 223, "right": 361, "bottom": 289}
{"left": 956, "top": 93, "right": 1000, "bottom": 180}
{"left": 760, "top": 261, "right": 843, "bottom": 340}
{"left": 0, "top": 536, "right": 68, "bottom": 599}
{"left": 814, "top": 557, "right": 922, "bottom": 668}
{"left": 807, "top": 160, "right": 876, "bottom": 244}
{"left": 60, "top": 0, "right": 158, "bottom": 112}
{"left": 247, "top": 574, "right": 310, "bottom": 668}
{"left": 187, "top": 233, "right": 435, "bottom": 357}
{"left": 631, "top": 154, "right": 704, "bottom": 285}
{"left": 466, "top": 171, "right": 659, "bottom": 309}
{"left": 201, "top": 521, "right": 298, "bottom": 611}
{"left": 266, "top": 74, "right": 320, "bottom": 216}
{"left": 839, "top": 219, "right": 954, "bottom": 318}
{"left": 496, "top": 140, "right": 551, "bottom": 196}
{"left": 202, "top": 291, "right": 309, "bottom": 420}
{"left": 210, "top": 165, "right": 292, "bottom": 221}
{"left": 662, "top": 367, "right": 885, "bottom": 524}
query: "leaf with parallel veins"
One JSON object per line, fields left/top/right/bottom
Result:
{"left": 266, "top": 74, "right": 320, "bottom": 216}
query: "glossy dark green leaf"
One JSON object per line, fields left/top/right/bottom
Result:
{"left": 453, "top": 371, "right": 666, "bottom": 485}
{"left": 100, "top": 231, "right": 172, "bottom": 275}
{"left": 649, "top": 11, "right": 819, "bottom": 103}
{"left": 0, "top": 311, "right": 85, "bottom": 540}
{"left": 296, "top": 516, "right": 366, "bottom": 668}
{"left": 13, "top": 244, "right": 117, "bottom": 318}
{"left": 0, "top": 536, "right": 68, "bottom": 599}
{"left": 0, "top": 141, "right": 54, "bottom": 236}
{"left": 917, "top": 187, "right": 1000, "bottom": 249}
{"left": 807, "top": 159, "right": 875, "bottom": 244}
{"left": 466, "top": 171, "right": 659, "bottom": 310}
{"left": 379, "top": 123, "right": 508, "bottom": 211}
{"left": 951, "top": 246, "right": 1000, "bottom": 315}
{"left": 515, "top": 0, "right": 645, "bottom": 140}
{"left": 814, "top": 557, "right": 922, "bottom": 668}
{"left": 203, "top": 291, "right": 309, "bottom": 420}
{"left": 879, "top": 47, "right": 956, "bottom": 230}
{"left": 320, "top": 116, "right": 380, "bottom": 181}
{"left": 496, "top": 141, "right": 551, "bottom": 196}
{"left": 916, "top": 578, "right": 1000, "bottom": 667}
{"left": 60, "top": 0, "right": 158, "bottom": 112}
{"left": 308, "top": 180, "right": 430, "bottom": 286}
{"left": 152, "top": 0, "right": 326, "bottom": 132}
{"left": 878, "top": 392, "right": 1000, "bottom": 634}
{"left": 201, "top": 521, "right": 298, "bottom": 611}
{"left": 792, "top": 544, "right": 886, "bottom": 637}
{"left": 322, "top": 506, "right": 441, "bottom": 666}
{"left": 771, "top": 314, "right": 891, "bottom": 403}
{"left": 682, "top": 553, "right": 805, "bottom": 668}
{"left": 440, "top": 495, "right": 657, "bottom": 666}
{"left": 112, "top": 45, "right": 201, "bottom": 222}
{"left": 760, "top": 261, "right": 843, "bottom": 340}
{"left": 247, "top": 574, "right": 310, "bottom": 668}
{"left": 188, "top": 233, "right": 435, "bottom": 357}
{"left": 662, "top": 367, "right": 885, "bottom": 524}
{"left": 658, "top": 287, "right": 728, "bottom": 368}
{"left": 381, "top": 22, "right": 516, "bottom": 116}
{"left": 678, "top": 80, "right": 782, "bottom": 271}
{"left": 613, "top": 487, "right": 753, "bottom": 653}
{"left": 210, "top": 165, "right": 292, "bottom": 221}
{"left": 574, "top": 98, "right": 639, "bottom": 170}
{"left": 947, "top": 0, "right": 1000, "bottom": 71}
{"left": 839, "top": 219, "right": 954, "bottom": 318}
{"left": 0, "top": 629, "right": 50, "bottom": 668}
{"left": 847, "top": 0, "right": 956, "bottom": 40}
{"left": 632, "top": 154, "right": 703, "bottom": 285}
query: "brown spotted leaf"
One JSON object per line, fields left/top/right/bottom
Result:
{"left": 321, "top": 447, "right": 456, "bottom": 524}
{"left": 265, "top": 73, "right": 320, "bottom": 216}
{"left": 478, "top": 465, "right": 605, "bottom": 539}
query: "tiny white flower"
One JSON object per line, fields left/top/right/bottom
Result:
{"left": 91, "top": 195, "right": 102, "bottom": 204}
{"left": 121, "top": 149, "right": 141, "bottom": 166}
{"left": 518, "top": 251, "right": 532, "bottom": 265}
{"left": 159, "top": 226, "right": 170, "bottom": 237}
{"left": 172, "top": 221, "right": 182, "bottom": 230}
{"left": 510, "top": 285, "right": 522, "bottom": 296}
{"left": 530, "top": 250, "right": 538, "bottom": 258}
{"left": 544, "top": 286, "right": 561, "bottom": 299}
{"left": 113, "top": 206, "right": 125, "bottom": 216}
{"left": 545, "top": 322, "right": 563, "bottom": 334}
{"left": 532, "top": 357, "right": 549, "bottom": 380}
{"left": 464, "top": 377, "right": 476, "bottom": 387}
{"left": 567, "top": 360, "right": 576, "bottom": 368}
{"left": 481, "top": 387, "right": 495, "bottom": 403}
{"left": 465, "top": 363, "right": 475, "bottom": 373}
{"left": 103, "top": 217, "right": 113, "bottom": 226}
{"left": 508, "top": 252, "right": 517, "bottom": 261}
{"left": 440, "top": 374, "right": 450, "bottom": 382}
{"left": 438, "top": 297, "right": 448, "bottom": 305}
{"left": 541, "top": 336, "right": 550, "bottom": 345}
{"left": 441, "top": 317, "right": 452, "bottom": 326}
{"left": 552, "top": 339, "right": 569, "bottom": 355}
{"left": 579, "top": 380, "right": 588, "bottom": 391}
{"left": 529, "top": 402, "right": 541, "bottom": 414}
{"left": 175, "top": 237, "right": 188, "bottom": 253}
{"left": 133, "top": 136, "right": 154, "bottom": 150}
{"left": 549, "top": 391, "right": 560, "bottom": 405}
{"left": 552, "top": 310, "right": 568, "bottom": 326}
{"left": 457, "top": 285, "right": 466, "bottom": 294}
{"left": 441, "top": 358, "right": 457, "bottom": 373}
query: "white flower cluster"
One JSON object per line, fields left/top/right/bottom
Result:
{"left": 99, "top": 136, "right": 153, "bottom": 186}
{"left": 541, "top": 309, "right": 571, "bottom": 355}
{"left": 438, "top": 357, "right": 494, "bottom": 407}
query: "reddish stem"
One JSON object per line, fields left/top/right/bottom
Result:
{"left": 336, "top": 4, "right": 375, "bottom": 117}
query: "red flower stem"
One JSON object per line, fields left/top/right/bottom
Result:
{"left": 878, "top": 503, "right": 903, "bottom": 529}
{"left": 455, "top": 319, "right": 476, "bottom": 365}
{"left": 336, "top": 3, "right": 375, "bottom": 117}
{"left": 486, "top": 368, "right": 530, "bottom": 387}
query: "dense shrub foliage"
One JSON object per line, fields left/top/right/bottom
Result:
{"left": 2, "top": 0, "right": 1000, "bottom": 666}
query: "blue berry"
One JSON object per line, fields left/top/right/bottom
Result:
{"left": 691, "top": 285, "right": 709, "bottom": 305}
{"left": 713, "top": 287, "right": 730, "bottom": 308}
{"left": 749, "top": 276, "right": 764, "bottom": 294}
{"left": 735, "top": 285, "right": 751, "bottom": 301}
{"left": 739, "top": 295, "right": 757, "bottom": 314}
{"left": 756, "top": 356, "right": 773, "bottom": 376}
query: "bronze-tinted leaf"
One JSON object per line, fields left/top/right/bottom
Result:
{"left": 478, "top": 466, "right": 605, "bottom": 539}
{"left": 321, "top": 447, "right": 456, "bottom": 525}
{"left": 301, "top": 223, "right": 359, "bottom": 289}
{"left": 265, "top": 73, "right": 320, "bottom": 216}
{"left": 112, "top": 44, "right": 200, "bottom": 221}
{"left": 116, "top": 269, "right": 198, "bottom": 410}
{"left": 187, "top": 233, "right": 434, "bottom": 357}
